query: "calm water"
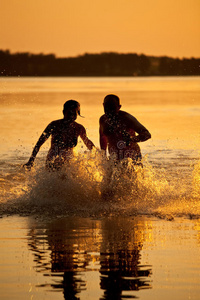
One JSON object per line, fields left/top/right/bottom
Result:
{"left": 0, "top": 76, "right": 200, "bottom": 299}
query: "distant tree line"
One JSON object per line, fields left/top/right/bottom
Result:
{"left": 0, "top": 49, "right": 200, "bottom": 76}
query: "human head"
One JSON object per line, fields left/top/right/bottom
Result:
{"left": 63, "top": 100, "right": 81, "bottom": 121}
{"left": 103, "top": 94, "right": 121, "bottom": 116}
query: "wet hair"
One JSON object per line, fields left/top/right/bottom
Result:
{"left": 103, "top": 94, "right": 120, "bottom": 106}
{"left": 63, "top": 100, "right": 81, "bottom": 116}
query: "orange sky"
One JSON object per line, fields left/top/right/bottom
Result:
{"left": 1, "top": 0, "right": 200, "bottom": 58}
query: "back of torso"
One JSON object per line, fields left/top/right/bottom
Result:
{"left": 51, "top": 120, "right": 79, "bottom": 149}
{"left": 102, "top": 111, "right": 141, "bottom": 158}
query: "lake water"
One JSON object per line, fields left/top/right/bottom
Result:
{"left": 0, "top": 76, "right": 200, "bottom": 299}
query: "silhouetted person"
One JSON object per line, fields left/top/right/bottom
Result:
{"left": 99, "top": 94, "right": 151, "bottom": 164}
{"left": 24, "top": 100, "right": 95, "bottom": 170}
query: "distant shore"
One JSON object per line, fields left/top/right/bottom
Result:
{"left": 1, "top": 50, "right": 200, "bottom": 77}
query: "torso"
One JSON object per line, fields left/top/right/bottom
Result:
{"left": 46, "top": 119, "right": 83, "bottom": 162}
{"left": 50, "top": 120, "right": 79, "bottom": 149}
{"left": 101, "top": 111, "right": 141, "bottom": 160}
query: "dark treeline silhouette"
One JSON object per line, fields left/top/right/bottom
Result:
{"left": 0, "top": 49, "right": 200, "bottom": 76}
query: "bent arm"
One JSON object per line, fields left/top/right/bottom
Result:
{"left": 132, "top": 127, "right": 151, "bottom": 143}
{"left": 24, "top": 123, "right": 52, "bottom": 168}
{"left": 128, "top": 114, "right": 151, "bottom": 143}
{"left": 80, "top": 126, "right": 95, "bottom": 150}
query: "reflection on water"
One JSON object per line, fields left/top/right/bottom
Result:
{"left": 99, "top": 218, "right": 151, "bottom": 300}
{"left": 27, "top": 216, "right": 152, "bottom": 299}
{"left": 1, "top": 215, "right": 200, "bottom": 299}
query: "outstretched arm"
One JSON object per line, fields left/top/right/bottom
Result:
{"left": 24, "top": 123, "right": 52, "bottom": 169}
{"left": 80, "top": 126, "right": 95, "bottom": 150}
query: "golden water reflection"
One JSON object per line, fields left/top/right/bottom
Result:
{"left": 27, "top": 216, "right": 152, "bottom": 299}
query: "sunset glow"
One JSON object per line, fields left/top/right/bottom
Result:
{"left": 1, "top": 0, "right": 199, "bottom": 58}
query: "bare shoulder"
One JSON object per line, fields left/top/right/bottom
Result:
{"left": 74, "top": 122, "right": 86, "bottom": 133}
{"left": 119, "top": 110, "right": 148, "bottom": 133}
{"left": 99, "top": 114, "right": 106, "bottom": 124}
{"left": 43, "top": 119, "right": 62, "bottom": 132}
{"left": 119, "top": 110, "right": 138, "bottom": 124}
{"left": 49, "top": 119, "right": 63, "bottom": 126}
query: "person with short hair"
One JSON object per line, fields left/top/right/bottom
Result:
{"left": 99, "top": 94, "right": 151, "bottom": 164}
{"left": 24, "top": 100, "right": 95, "bottom": 170}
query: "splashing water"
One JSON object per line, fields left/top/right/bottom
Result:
{"left": 0, "top": 149, "right": 200, "bottom": 219}
{"left": 193, "top": 161, "right": 200, "bottom": 197}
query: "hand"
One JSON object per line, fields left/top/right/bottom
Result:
{"left": 23, "top": 160, "right": 34, "bottom": 170}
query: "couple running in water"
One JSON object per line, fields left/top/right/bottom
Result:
{"left": 24, "top": 94, "right": 151, "bottom": 170}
